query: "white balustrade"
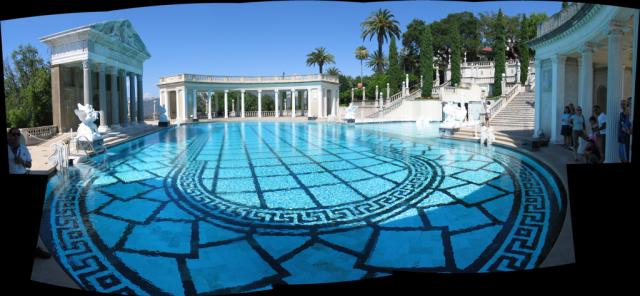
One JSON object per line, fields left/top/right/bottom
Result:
{"left": 160, "top": 74, "right": 339, "bottom": 84}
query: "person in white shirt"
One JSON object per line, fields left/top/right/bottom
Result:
{"left": 7, "top": 128, "right": 51, "bottom": 259}
{"left": 7, "top": 128, "right": 32, "bottom": 174}
{"left": 594, "top": 105, "right": 606, "bottom": 157}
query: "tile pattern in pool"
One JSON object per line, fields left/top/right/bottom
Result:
{"left": 40, "top": 121, "right": 566, "bottom": 295}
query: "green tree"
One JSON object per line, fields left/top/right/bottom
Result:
{"left": 518, "top": 15, "right": 530, "bottom": 86}
{"left": 387, "top": 38, "right": 402, "bottom": 94}
{"left": 306, "top": 47, "right": 335, "bottom": 74}
{"left": 420, "top": 25, "right": 433, "bottom": 97}
{"left": 361, "top": 8, "right": 401, "bottom": 74}
{"left": 401, "top": 19, "right": 426, "bottom": 76}
{"left": 493, "top": 9, "right": 507, "bottom": 96}
{"left": 4, "top": 44, "right": 52, "bottom": 128}
{"left": 450, "top": 22, "right": 462, "bottom": 86}
{"left": 366, "top": 49, "right": 388, "bottom": 73}
{"left": 354, "top": 45, "right": 368, "bottom": 85}
{"left": 326, "top": 67, "right": 341, "bottom": 76}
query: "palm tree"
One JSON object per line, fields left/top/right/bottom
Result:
{"left": 306, "top": 47, "right": 335, "bottom": 74}
{"left": 366, "top": 49, "right": 388, "bottom": 73}
{"left": 361, "top": 9, "right": 401, "bottom": 73}
{"left": 355, "top": 45, "right": 368, "bottom": 85}
{"left": 326, "top": 67, "right": 341, "bottom": 76}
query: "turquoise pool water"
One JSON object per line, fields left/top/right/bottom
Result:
{"left": 41, "top": 121, "right": 565, "bottom": 295}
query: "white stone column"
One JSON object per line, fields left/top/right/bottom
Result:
{"left": 192, "top": 89, "right": 197, "bottom": 120}
{"left": 224, "top": 90, "right": 229, "bottom": 118}
{"left": 323, "top": 90, "right": 328, "bottom": 117}
{"left": 604, "top": 22, "right": 625, "bottom": 163}
{"left": 176, "top": 89, "right": 182, "bottom": 122}
{"left": 241, "top": 89, "right": 245, "bottom": 118}
{"left": 118, "top": 70, "right": 128, "bottom": 127}
{"left": 82, "top": 60, "right": 92, "bottom": 105}
{"left": 291, "top": 89, "right": 296, "bottom": 118}
{"left": 533, "top": 59, "right": 543, "bottom": 138}
{"left": 435, "top": 68, "right": 440, "bottom": 86}
{"left": 214, "top": 92, "right": 218, "bottom": 118}
{"left": 579, "top": 43, "right": 594, "bottom": 120}
{"left": 128, "top": 72, "right": 137, "bottom": 125}
{"left": 405, "top": 74, "right": 409, "bottom": 94}
{"left": 386, "top": 83, "right": 390, "bottom": 103}
{"left": 375, "top": 85, "right": 379, "bottom": 107}
{"left": 98, "top": 64, "right": 109, "bottom": 132}
{"left": 137, "top": 74, "right": 144, "bottom": 124}
{"left": 551, "top": 55, "right": 566, "bottom": 144}
{"left": 258, "top": 90, "right": 262, "bottom": 117}
{"left": 362, "top": 87, "right": 366, "bottom": 104}
{"left": 166, "top": 90, "right": 173, "bottom": 121}
{"left": 207, "top": 91, "right": 212, "bottom": 119}
{"left": 317, "top": 87, "right": 322, "bottom": 118}
{"left": 182, "top": 87, "right": 188, "bottom": 122}
{"left": 275, "top": 90, "right": 280, "bottom": 117}
{"left": 351, "top": 88, "right": 354, "bottom": 103}
{"left": 109, "top": 66, "right": 120, "bottom": 128}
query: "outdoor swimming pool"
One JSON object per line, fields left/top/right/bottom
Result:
{"left": 40, "top": 121, "right": 566, "bottom": 295}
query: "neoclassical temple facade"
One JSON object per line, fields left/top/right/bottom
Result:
{"left": 157, "top": 74, "right": 340, "bottom": 122}
{"left": 41, "top": 20, "right": 150, "bottom": 133}
{"left": 529, "top": 4, "right": 637, "bottom": 162}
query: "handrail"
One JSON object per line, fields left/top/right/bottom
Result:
{"left": 488, "top": 84, "right": 521, "bottom": 120}
{"left": 366, "top": 89, "right": 421, "bottom": 118}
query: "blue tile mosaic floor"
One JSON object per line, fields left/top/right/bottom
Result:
{"left": 40, "top": 121, "right": 566, "bottom": 295}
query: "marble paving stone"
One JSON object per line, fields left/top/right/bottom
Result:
{"left": 449, "top": 225, "right": 502, "bottom": 270}
{"left": 124, "top": 221, "right": 193, "bottom": 255}
{"left": 424, "top": 204, "right": 492, "bottom": 232}
{"left": 253, "top": 235, "right": 309, "bottom": 259}
{"left": 380, "top": 208, "right": 426, "bottom": 228}
{"left": 454, "top": 170, "right": 500, "bottom": 184}
{"left": 114, "top": 170, "right": 156, "bottom": 183}
{"left": 90, "top": 214, "right": 129, "bottom": 248}
{"left": 447, "top": 183, "right": 504, "bottom": 204}
{"left": 186, "top": 241, "right": 279, "bottom": 294}
{"left": 100, "top": 198, "right": 162, "bottom": 223}
{"left": 480, "top": 194, "right": 515, "bottom": 223}
{"left": 199, "top": 221, "right": 244, "bottom": 245}
{"left": 281, "top": 243, "right": 366, "bottom": 285}
{"left": 116, "top": 251, "right": 185, "bottom": 296}
{"left": 364, "top": 229, "right": 446, "bottom": 269}
{"left": 319, "top": 227, "right": 373, "bottom": 254}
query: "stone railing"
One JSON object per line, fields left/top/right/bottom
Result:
{"left": 159, "top": 74, "right": 339, "bottom": 84}
{"left": 19, "top": 125, "right": 59, "bottom": 146}
{"left": 366, "top": 89, "right": 421, "bottom": 118}
{"left": 245, "top": 111, "right": 258, "bottom": 117}
{"left": 262, "top": 111, "right": 275, "bottom": 117}
{"left": 537, "top": 2, "right": 584, "bottom": 37}
{"left": 488, "top": 84, "right": 521, "bottom": 119}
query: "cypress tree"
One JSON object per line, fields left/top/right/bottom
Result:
{"left": 519, "top": 15, "right": 530, "bottom": 86}
{"left": 450, "top": 22, "right": 462, "bottom": 86}
{"left": 493, "top": 9, "right": 506, "bottom": 97}
{"left": 420, "top": 24, "right": 434, "bottom": 97}
{"left": 387, "top": 38, "right": 402, "bottom": 94}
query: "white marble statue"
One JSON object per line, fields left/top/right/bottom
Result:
{"left": 157, "top": 102, "right": 169, "bottom": 123}
{"left": 344, "top": 103, "right": 359, "bottom": 120}
{"left": 480, "top": 125, "right": 495, "bottom": 146}
{"left": 74, "top": 103, "right": 102, "bottom": 142}
{"left": 441, "top": 102, "right": 460, "bottom": 129}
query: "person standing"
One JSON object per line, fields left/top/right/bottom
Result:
{"left": 570, "top": 106, "right": 586, "bottom": 161}
{"left": 561, "top": 106, "right": 572, "bottom": 149}
{"left": 594, "top": 105, "right": 606, "bottom": 159}
{"left": 7, "top": 128, "right": 51, "bottom": 259}
{"left": 7, "top": 128, "right": 32, "bottom": 174}
{"left": 618, "top": 98, "right": 632, "bottom": 163}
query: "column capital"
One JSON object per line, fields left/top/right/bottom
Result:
{"left": 224, "top": 89, "right": 229, "bottom": 93}
{"left": 241, "top": 89, "right": 245, "bottom": 93}
{"left": 551, "top": 54, "right": 567, "bottom": 64}
{"left": 257, "top": 89, "right": 262, "bottom": 93}
{"left": 136, "top": 73, "right": 143, "bottom": 78}
{"left": 97, "top": 63, "right": 106, "bottom": 72}
{"left": 608, "top": 20, "right": 627, "bottom": 35}
{"left": 108, "top": 65, "right": 118, "bottom": 74}
{"left": 579, "top": 42, "right": 596, "bottom": 54}
{"left": 82, "top": 59, "right": 91, "bottom": 69}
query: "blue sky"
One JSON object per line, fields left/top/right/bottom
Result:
{"left": 2, "top": 1, "right": 562, "bottom": 98}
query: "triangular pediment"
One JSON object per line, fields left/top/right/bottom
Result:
{"left": 91, "top": 20, "right": 150, "bottom": 57}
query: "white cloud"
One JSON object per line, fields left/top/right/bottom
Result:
{"left": 144, "top": 92, "right": 157, "bottom": 100}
